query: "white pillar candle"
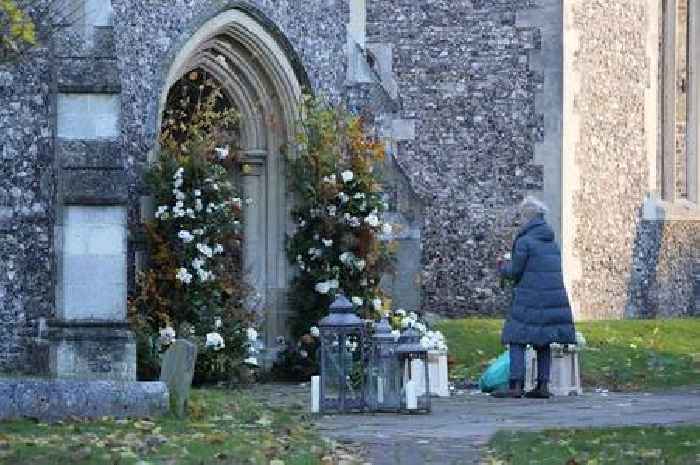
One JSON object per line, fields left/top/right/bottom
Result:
{"left": 405, "top": 380, "right": 417, "bottom": 410}
{"left": 377, "top": 376, "right": 384, "bottom": 403}
{"left": 311, "top": 376, "right": 320, "bottom": 413}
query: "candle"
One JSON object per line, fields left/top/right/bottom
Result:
{"left": 311, "top": 376, "right": 320, "bottom": 413}
{"left": 378, "top": 376, "right": 384, "bottom": 403}
{"left": 406, "top": 380, "right": 417, "bottom": 410}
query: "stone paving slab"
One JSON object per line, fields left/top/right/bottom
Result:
{"left": 251, "top": 384, "right": 700, "bottom": 465}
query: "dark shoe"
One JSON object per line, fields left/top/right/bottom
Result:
{"left": 492, "top": 380, "right": 524, "bottom": 398}
{"left": 525, "top": 381, "right": 551, "bottom": 399}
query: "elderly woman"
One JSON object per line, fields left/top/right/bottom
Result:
{"left": 494, "top": 197, "right": 576, "bottom": 399}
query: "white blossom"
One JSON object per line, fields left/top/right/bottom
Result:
{"left": 365, "top": 213, "right": 380, "bottom": 228}
{"left": 155, "top": 206, "right": 169, "bottom": 219}
{"left": 355, "top": 259, "right": 366, "bottom": 271}
{"left": 195, "top": 198, "right": 203, "bottom": 212}
{"left": 194, "top": 189, "right": 201, "bottom": 197}
{"left": 310, "top": 326, "right": 320, "bottom": 338}
{"left": 159, "top": 326, "right": 176, "bottom": 346}
{"left": 327, "top": 205, "right": 337, "bottom": 216}
{"left": 340, "top": 252, "right": 355, "bottom": 266}
{"left": 395, "top": 309, "right": 407, "bottom": 317}
{"left": 178, "top": 230, "right": 194, "bottom": 243}
{"left": 214, "top": 244, "right": 224, "bottom": 254}
{"left": 372, "top": 298, "right": 382, "bottom": 311}
{"left": 341, "top": 170, "right": 354, "bottom": 183}
{"left": 391, "top": 330, "right": 401, "bottom": 341}
{"left": 353, "top": 193, "right": 365, "bottom": 200}
{"left": 206, "top": 332, "right": 225, "bottom": 350}
{"left": 246, "top": 327, "right": 258, "bottom": 342}
{"left": 197, "top": 243, "right": 214, "bottom": 258}
{"left": 352, "top": 296, "right": 364, "bottom": 307}
{"left": 193, "top": 229, "right": 205, "bottom": 236}
{"left": 244, "top": 356, "right": 259, "bottom": 366}
{"left": 215, "top": 146, "right": 230, "bottom": 160}
{"left": 338, "top": 192, "right": 350, "bottom": 203}
{"left": 322, "top": 239, "right": 333, "bottom": 247}
{"left": 214, "top": 317, "right": 223, "bottom": 329}
{"left": 315, "top": 281, "right": 331, "bottom": 294}
{"left": 175, "top": 267, "right": 193, "bottom": 284}
{"left": 322, "top": 174, "right": 337, "bottom": 184}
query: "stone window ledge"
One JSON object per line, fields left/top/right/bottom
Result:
{"left": 643, "top": 197, "right": 700, "bottom": 221}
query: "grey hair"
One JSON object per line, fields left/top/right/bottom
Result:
{"left": 519, "top": 196, "right": 549, "bottom": 219}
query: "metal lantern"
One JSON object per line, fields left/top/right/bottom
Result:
{"left": 397, "top": 326, "right": 431, "bottom": 413}
{"left": 318, "top": 294, "right": 367, "bottom": 413}
{"left": 368, "top": 317, "right": 401, "bottom": 412}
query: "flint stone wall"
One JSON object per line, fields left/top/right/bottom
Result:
{"left": 365, "top": 0, "right": 547, "bottom": 315}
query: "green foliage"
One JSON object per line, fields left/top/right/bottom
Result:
{"left": 0, "top": 0, "right": 36, "bottom": 60}
{"left": 129, "top": 72, "right": 255, "bottom": 385}
{"left": 487, "top": 426, "right": 700, "bottom": 465}
{"left": 438, "top": 318, "right": 700, "bottom": 390}
{"left": 0, "top": 389, "right": 336, "bottom": 465}
{"left": 286, "top": 96, "right": 393, "bottom": 339}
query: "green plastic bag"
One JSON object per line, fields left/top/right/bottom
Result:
{"left": 478, "top": 350, "right": 510, "bottom": 393}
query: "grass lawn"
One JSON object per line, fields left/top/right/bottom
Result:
{"left": 437, "top": 319, "right": 700, "bottom": 391}
{"left": 485, "top": 425, "right": 700, "bottom": 465}
{"left": 0, "top": 388, "right": 339, "bottom": 465}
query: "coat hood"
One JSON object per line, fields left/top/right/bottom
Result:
{"left": 516, "top": 216, "right": 555, "bottom": 243}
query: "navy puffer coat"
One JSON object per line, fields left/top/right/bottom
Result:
{"left": 500, "top": 216, "right": 576, "bottom": 346}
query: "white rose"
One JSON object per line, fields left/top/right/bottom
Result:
{"left": 315, "top": 281, "right": 331, "bottom": 294}
{"left": 215, "top": 146, "right": 229, "bottom": 160}
{"left": 205, "top": 332, "right": 225, "bottom": 350}
{"left": 322, "top": 239, "right": 333, "bottom": 247}
{"left": 175, "top": 267, "right": 192, "bottom": 284}
{"left": 246, "top": 327, "right": 258, "bottom": 342}
{"left": 365, "top": 214, "right": 380, "bottom": 228}
{"left": 372, "top": 298, "right": 382, "bottom": 311}
{"left": 338, "top": 192, "right": 349, "bottom": 203}
{"left": 310, "top": 326, "right": 320, "bottom": 338}
{"left": 395, "top": 309, "right": 407, "bottom": 317}
{"left": 341, "top": 170, "right": 354, "bottom": 183}
{"left": 352, "top": 296, "right": 364, "bottom": 306}
{"left": 355, "top": 259, "right": 366, "bottom": 271}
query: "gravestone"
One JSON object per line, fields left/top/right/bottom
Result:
{"left": 160, "top": 339, "right": 198, "bottom": 417}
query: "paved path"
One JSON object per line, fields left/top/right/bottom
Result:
{"left": 252, "top": 385, "right": 700, "bottom": 465}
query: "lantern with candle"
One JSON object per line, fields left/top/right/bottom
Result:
{"left": 397, "top": 326, "right": 431, "bottom": 413}
{"left": 367, "top": 316, "right": 402, "bottom": 412}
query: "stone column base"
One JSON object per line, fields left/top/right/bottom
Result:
{"left": 48, "top": 320, "right": 137, "bottom": 381}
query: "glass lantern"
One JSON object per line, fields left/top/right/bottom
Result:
{"left": 367, "top": 317, "right": 401, "bottom": 412}
{"left": 318, "top": 294, "right": 367, "bottom": 413}
{"left": 397, "top": 326, "right": 431, "bottom": 414}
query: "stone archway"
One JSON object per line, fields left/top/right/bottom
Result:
{"left": 159, "top": 9, "right": 303, "bottom": 357}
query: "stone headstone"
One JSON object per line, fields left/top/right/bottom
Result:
{"left": 160, "top": 339, "right": 197, "bottom": 417}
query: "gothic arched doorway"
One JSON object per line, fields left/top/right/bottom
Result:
{"left": 158, "top": 9, "right": 303, "bottom": 360}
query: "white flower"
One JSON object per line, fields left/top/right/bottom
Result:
{"left": 174, "top": 190, "right": 186, "bottom": 201}
{"left": 415, "top": 322, "right": 427, "bottom": 334}
{"left": 194, "top": 189, "right": 201, "bottom": 197}
{"left": 186, "top": 208, "right": 195, "bottom": 218}
{"left": 395, "top": 309, "right": 407, "bottom": 317}
{"left": 341, "top": 170, "right": 354, "bottom": 183}
{"left": 308, "top": 247, "right": 322, "bottom": 259}
{"left": 197, "top": 243, "right": 214, "bottom": 258}
{"left": 322, "top": 174, "right": 337, "bottom": 184}
{"left": 365, "top": 214, "right": 380, "bottom": 228}
{"left": 315, "top": 281, "right": 331, "bottom": 294}
{"left": 322, "top": 239, "right": 333, "bottom": 247}
{"left": 353, "top": 193, "right": 365, "bottom": 200}
{"left": 327, "top": 205, "right": 337, "bottom": 216}
{"left": 355, "top": 259, "right": 366, "bottom": 271}
{"left": 401, "top": 317, "right": 414, "bottom": 329}
{"left": 338, "top": 192, "right": 349, "bottom": 203}
{"left": 352, "top": 296, "right": 364, "bottom": 306}
{"left": 215, "top": 146, "right": 230, "bottom": 160}
{"left": 155, "top": 206, "right": 168, "bottom": 219}
{"left": 372, "top": 298, "right": 382, "bottom": 311}
{"left": 300, "top": 350, "right": 309, "bottom": 359}
{"left": 244, "top": 356, "right": 259, "bottom": 366}
{"left": 195, "top": 198, "right": 203, "bottom": 212}
{"left": 504, "top": 252, "right": 512, "bottom": 261}
{"left": 339, "top": 252, "right": 355, "bottom": 265}
{"left": 246, "top": 327, "right": 258, "bottom": 342}
{"left": 409, "top": 311, "right": 419, "bottom": 321}
{"left": 173, "top": 177, "right": 183, "bottom": 189}
{"left": 205, "top": 332, "right": 225, "bottom": 350}
{"left": 382, "top": 223, "right": 393, "bottom": 235}
{"left": 159, "top": 326, "right": 176, "bottom": 345}
{"left": 214, "top": 317, "right": 223, "bottom": 329}
{"left": 214, "top": 244, "right": 224, "bottom": 254}
{"left": 349, "top": 216, "right": 361, "bottom": 228}
{"left": 310, "top": 326, "right": 320, "bottom": 338}
{"left": 192, "top": 257, "right": 205, "bottom": 270}
{"left": 175, "top": 267, "right": 193, "bottom": 284}
{"left": 391, "top": 330, "right": 401, "bottom": 341}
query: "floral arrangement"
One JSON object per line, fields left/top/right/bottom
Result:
{"left": 389, "top": 309, "right": 449, "bottom": 352}
{"left": 129, "top": 72, "right": 257, "bottom": 384}
{"left": 285, "top": 97, "right": 394, "bottom": 339}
